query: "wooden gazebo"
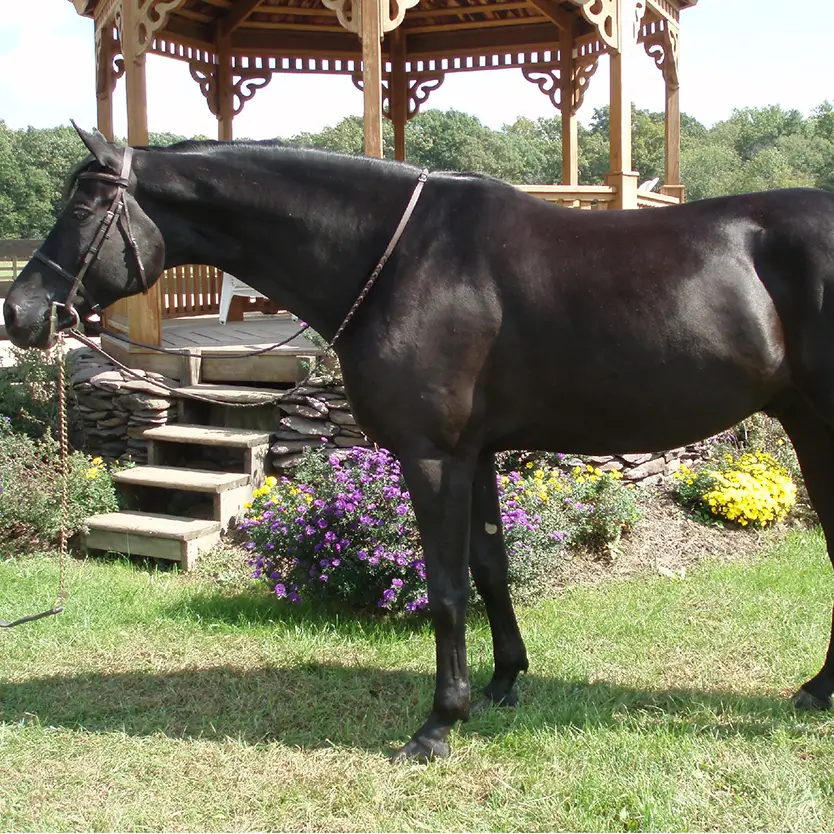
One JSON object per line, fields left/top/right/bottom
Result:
{"left": 70, "top": 0, "right": 696, "bottom": 379}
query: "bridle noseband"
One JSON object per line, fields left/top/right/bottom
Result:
{"left": 32, "top": 146, "right": 147, "bottom": 325}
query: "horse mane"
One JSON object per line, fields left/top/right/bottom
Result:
{"left": 62, "top": 136, "right": 489, "bottom": 202}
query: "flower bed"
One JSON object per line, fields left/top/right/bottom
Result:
{"left": 673, "top": 451, "right": 797, "bottom": 528}
{"left": 243, "top": 448, "right": 642, "bottom": 613}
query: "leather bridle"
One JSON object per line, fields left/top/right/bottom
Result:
{"left": 32, "top": 146, "right": 147, "bottom": 321}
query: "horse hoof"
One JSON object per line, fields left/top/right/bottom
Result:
{"left": 476, "top": 685, "right": 519, "bottom": 711}
{"left": 794, "top": 688, "right": 833, "bottom": 711}
{"left": 390, "top": 736, "right": 450, "bottom": 763}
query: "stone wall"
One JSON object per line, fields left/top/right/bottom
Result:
{"left": 269, "top": 383, "right": 370, "bottom": 470}
{"left": 67, "top": 346, "right": 176, "bottom": 464}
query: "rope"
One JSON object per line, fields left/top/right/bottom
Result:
{"left": 56, "top": 335, "right": 68, "bottom": 609}
{"left": 85, "top": 318, "right": 313, "bottom": 360}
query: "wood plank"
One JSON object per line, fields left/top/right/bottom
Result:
{"left": 85, "top": 510, "right": 221, "bottom": 540}
{"left": 220, "top": 0, "right": 265, "bottom": 35}
{"left": 113, "top": 465, "right": 249, "bottom": 493}
{"left": 139, "top": 424, "right": 271, "bottom": 448}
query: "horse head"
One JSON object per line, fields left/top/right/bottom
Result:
{"left": 3, "top": 124, "right": 165, "bottom": 349}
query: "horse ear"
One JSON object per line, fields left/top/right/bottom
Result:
{"left": 71, "top": 120, "right": 122, "bottom": 172}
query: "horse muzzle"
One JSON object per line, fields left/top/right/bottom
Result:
{"left": 2, "top": 291, "right": 67, "bottom": 350}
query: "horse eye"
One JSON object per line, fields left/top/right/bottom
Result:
{"left": 72, "top": 206, "right": 93, "bottom": 221}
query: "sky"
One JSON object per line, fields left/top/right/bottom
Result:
{"left": 1, "top": 0, "right": 833, "bottom": 140}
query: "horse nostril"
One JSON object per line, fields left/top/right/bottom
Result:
{"left": 2, "top": 299, "right": 18, "bottom": 329}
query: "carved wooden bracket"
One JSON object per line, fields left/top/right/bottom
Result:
{"left": 563, "top": 0, "right": 646, "bottom": 51}
{"left": 521, "top": 53, "right": 600, "bottom": 115}
{"left": 190, "top": 60, "right": 272, "bottom": 117}
{"left": 352, "top": 70, "right": 445, "bottom": 120}
{"left": 564, "top": 0, "right": 618, "bottom": 50}
{"left": 94, "top": 0, "right": 122, "bottom": 31}
{"left": 640, "top": 19, "right": 678, "bottom": 87}
{"left": 114, "top": 0, "right": 187, "bottom": 56}
{"left": 322, "top": 0, "right": 420, "bottom": 36}
{"left": 95, "top": 24, "right": 125, "bottom": 98}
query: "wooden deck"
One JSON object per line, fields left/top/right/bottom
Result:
{"left": 102, "top": 311, "right": 323, "bottom": 384}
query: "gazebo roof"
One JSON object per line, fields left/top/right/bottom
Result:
{"left": 72, "top": 0, "right": 696, "bottom": 63}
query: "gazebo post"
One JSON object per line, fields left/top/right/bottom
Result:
{"left": 216, "top": 31, "right": 234, "bottom": 142}
{"left": 606, "top": 0, "right": 640, "bottom": 210}
{"left": 559, "top": 22, "right": 578, "bottom": 185}
{"left": 361, "top": 0, "right": 384, "bottom": 158}
{"left": 122, "top": 0, "right": 162, "bottom": 346}
{"left": 390, "top": 28, "right": 408, "bottom": 161}
{"left": 662, "top": 35, "right": 684, "bottom": 202}
{"left": 95, "top": 24, "right": 116, "bottom": 141}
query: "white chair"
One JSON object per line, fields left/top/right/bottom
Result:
{"left": 218, "top": 272, "right": 268, "bottom": 324}
{"left": 638, "top": 177, "right": 660, "bottom": 193}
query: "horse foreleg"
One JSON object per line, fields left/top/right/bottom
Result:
{"left": 391, "top": 449, "right": 474, "bottom": 762}
{"left": 779, "top": 401, "right": 834, "bottom": 709}
{"left": 469, "top": 452, "right": 529, "bottom": 709}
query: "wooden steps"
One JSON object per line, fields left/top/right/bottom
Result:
{"left": 113, "top": 465, "right": 249, "bottom": 493}
{"left": 138, "top": 424, "right": 271, "bottom": 448}
{"left": 83, "top": 409, "right": 272, "bottom": 571}
{"left": 83, "top": 511, "right": 221, "bottom": 570}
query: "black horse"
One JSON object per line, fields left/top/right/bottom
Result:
{"left": 6, "top": 125, "right": 834, "bottom": 760}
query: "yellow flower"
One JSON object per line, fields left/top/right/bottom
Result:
{"left": 91, "top": 457, "right": 103, "bottom": 466}
{"left": 265, "top": 475, "right": 278, "bottom": 488}
{"left": 85, "top": 467, "right": 99, "bottom": 479}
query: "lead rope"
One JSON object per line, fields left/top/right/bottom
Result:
{"left": 0, "top": 334, "right": 67, "bottom": 628}
{"left": 56, "top": 333, "right": 69, "bottom": 610}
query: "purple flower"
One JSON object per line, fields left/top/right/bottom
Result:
{"left": 391, "top": 578, "right": 404, "bottom": 588}
{"left": 275, "top": 583, "right": 287, "bottom": 598}
{"left": 395, "top": 504, "right": 408, "bottom": 516}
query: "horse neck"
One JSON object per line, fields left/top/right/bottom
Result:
{"left": 134, "top": 146, "right": 421, "bottom": 339}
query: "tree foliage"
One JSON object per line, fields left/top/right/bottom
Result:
{"left": 1, "top": 102, "right": 832, "bottom": 238}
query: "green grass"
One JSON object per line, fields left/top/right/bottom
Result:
{"left": 2, "top": 531, "right": 834, "bottom": 831}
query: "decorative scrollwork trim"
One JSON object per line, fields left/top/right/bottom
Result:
{"left": 640, "top": 18, "right": 678, "bottom": 86}
{"left": 189, "top": 60, "right": 218, "bottom": 116}
{"left": 233, "top": 71, "right": 272, "bottom": 115}
{"left": 322, "top": 0, "right": 360, "bottom": 34}
{"left": 564, "top": 0, "right": 618, "bottom": 50}
{"left": 96, "top": 25, "right": 125, "bottom": 97}
{"left": 322, "top": 0, "right": 418, "bottom": 35}
{"left": 522, "top": 64, "right": 563, "bottom": 111}
{"left": 407, "top": 72, "right": 444, "bottom": 117}
{"left": 135, "top": 0, "right": 188, "bottom": 54}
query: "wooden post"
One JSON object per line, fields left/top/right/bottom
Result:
{"left": 606, "top": 0, "right": 638, "bottom": 210}
{"left": 96, "top": 27, "right": 115, "bottom": 141}
{"left": 390, "top": 28, "right": 408, "bottom": 161}
{"left": 361, "top": 0, "right": 384, "bottom": 158}
{"left": 560, "top": 23, "right": 578, "bottom": 185}
{"left": 661, "top": 75, "right": 685, "bottom": 202}
{"left": 122, "top": 0, "right": 163, "bottom": 345}
{"left": 216, "top": 31, "right": 234, "bottom": 141}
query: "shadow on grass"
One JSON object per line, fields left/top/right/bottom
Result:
{"left": 165, "top": 589, "right": 436, "bottom": 639}
{"left": 1, "top": 663, "right": 826, "bottom": 756}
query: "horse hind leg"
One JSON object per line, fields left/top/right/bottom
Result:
{"left": 469, "top": 452, "right": 529, "bottom": 710}
{"left": 778, "top": 399, "right": 834, "bottom": 709}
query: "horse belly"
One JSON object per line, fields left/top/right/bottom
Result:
{"left": 489, "top": 276, "right": 788, "bottom": 455}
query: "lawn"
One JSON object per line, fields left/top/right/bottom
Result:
{"left": 2, "top": 530, "right": 834, "bottom": 831}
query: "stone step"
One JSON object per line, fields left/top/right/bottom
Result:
{"left": 113, "top": 465, "right": 249, "bottom": 493}
{"left": 82, "top": 511, "right": 221, "bottom": 570}
{"left": 137, "top": 423, "right": 270, "bottom": 448}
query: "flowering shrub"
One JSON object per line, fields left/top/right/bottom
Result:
{"left": 243, "top": 447, "right": 428, "bottom": 612}
{"left": 243, "top": 448, "right": 643, "bottom": 612}
{"left": 673, "top": 451, "right": 796, "bottom": 528}
{"left": 0, "top": 417, "right": 120, "bottom": 552}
